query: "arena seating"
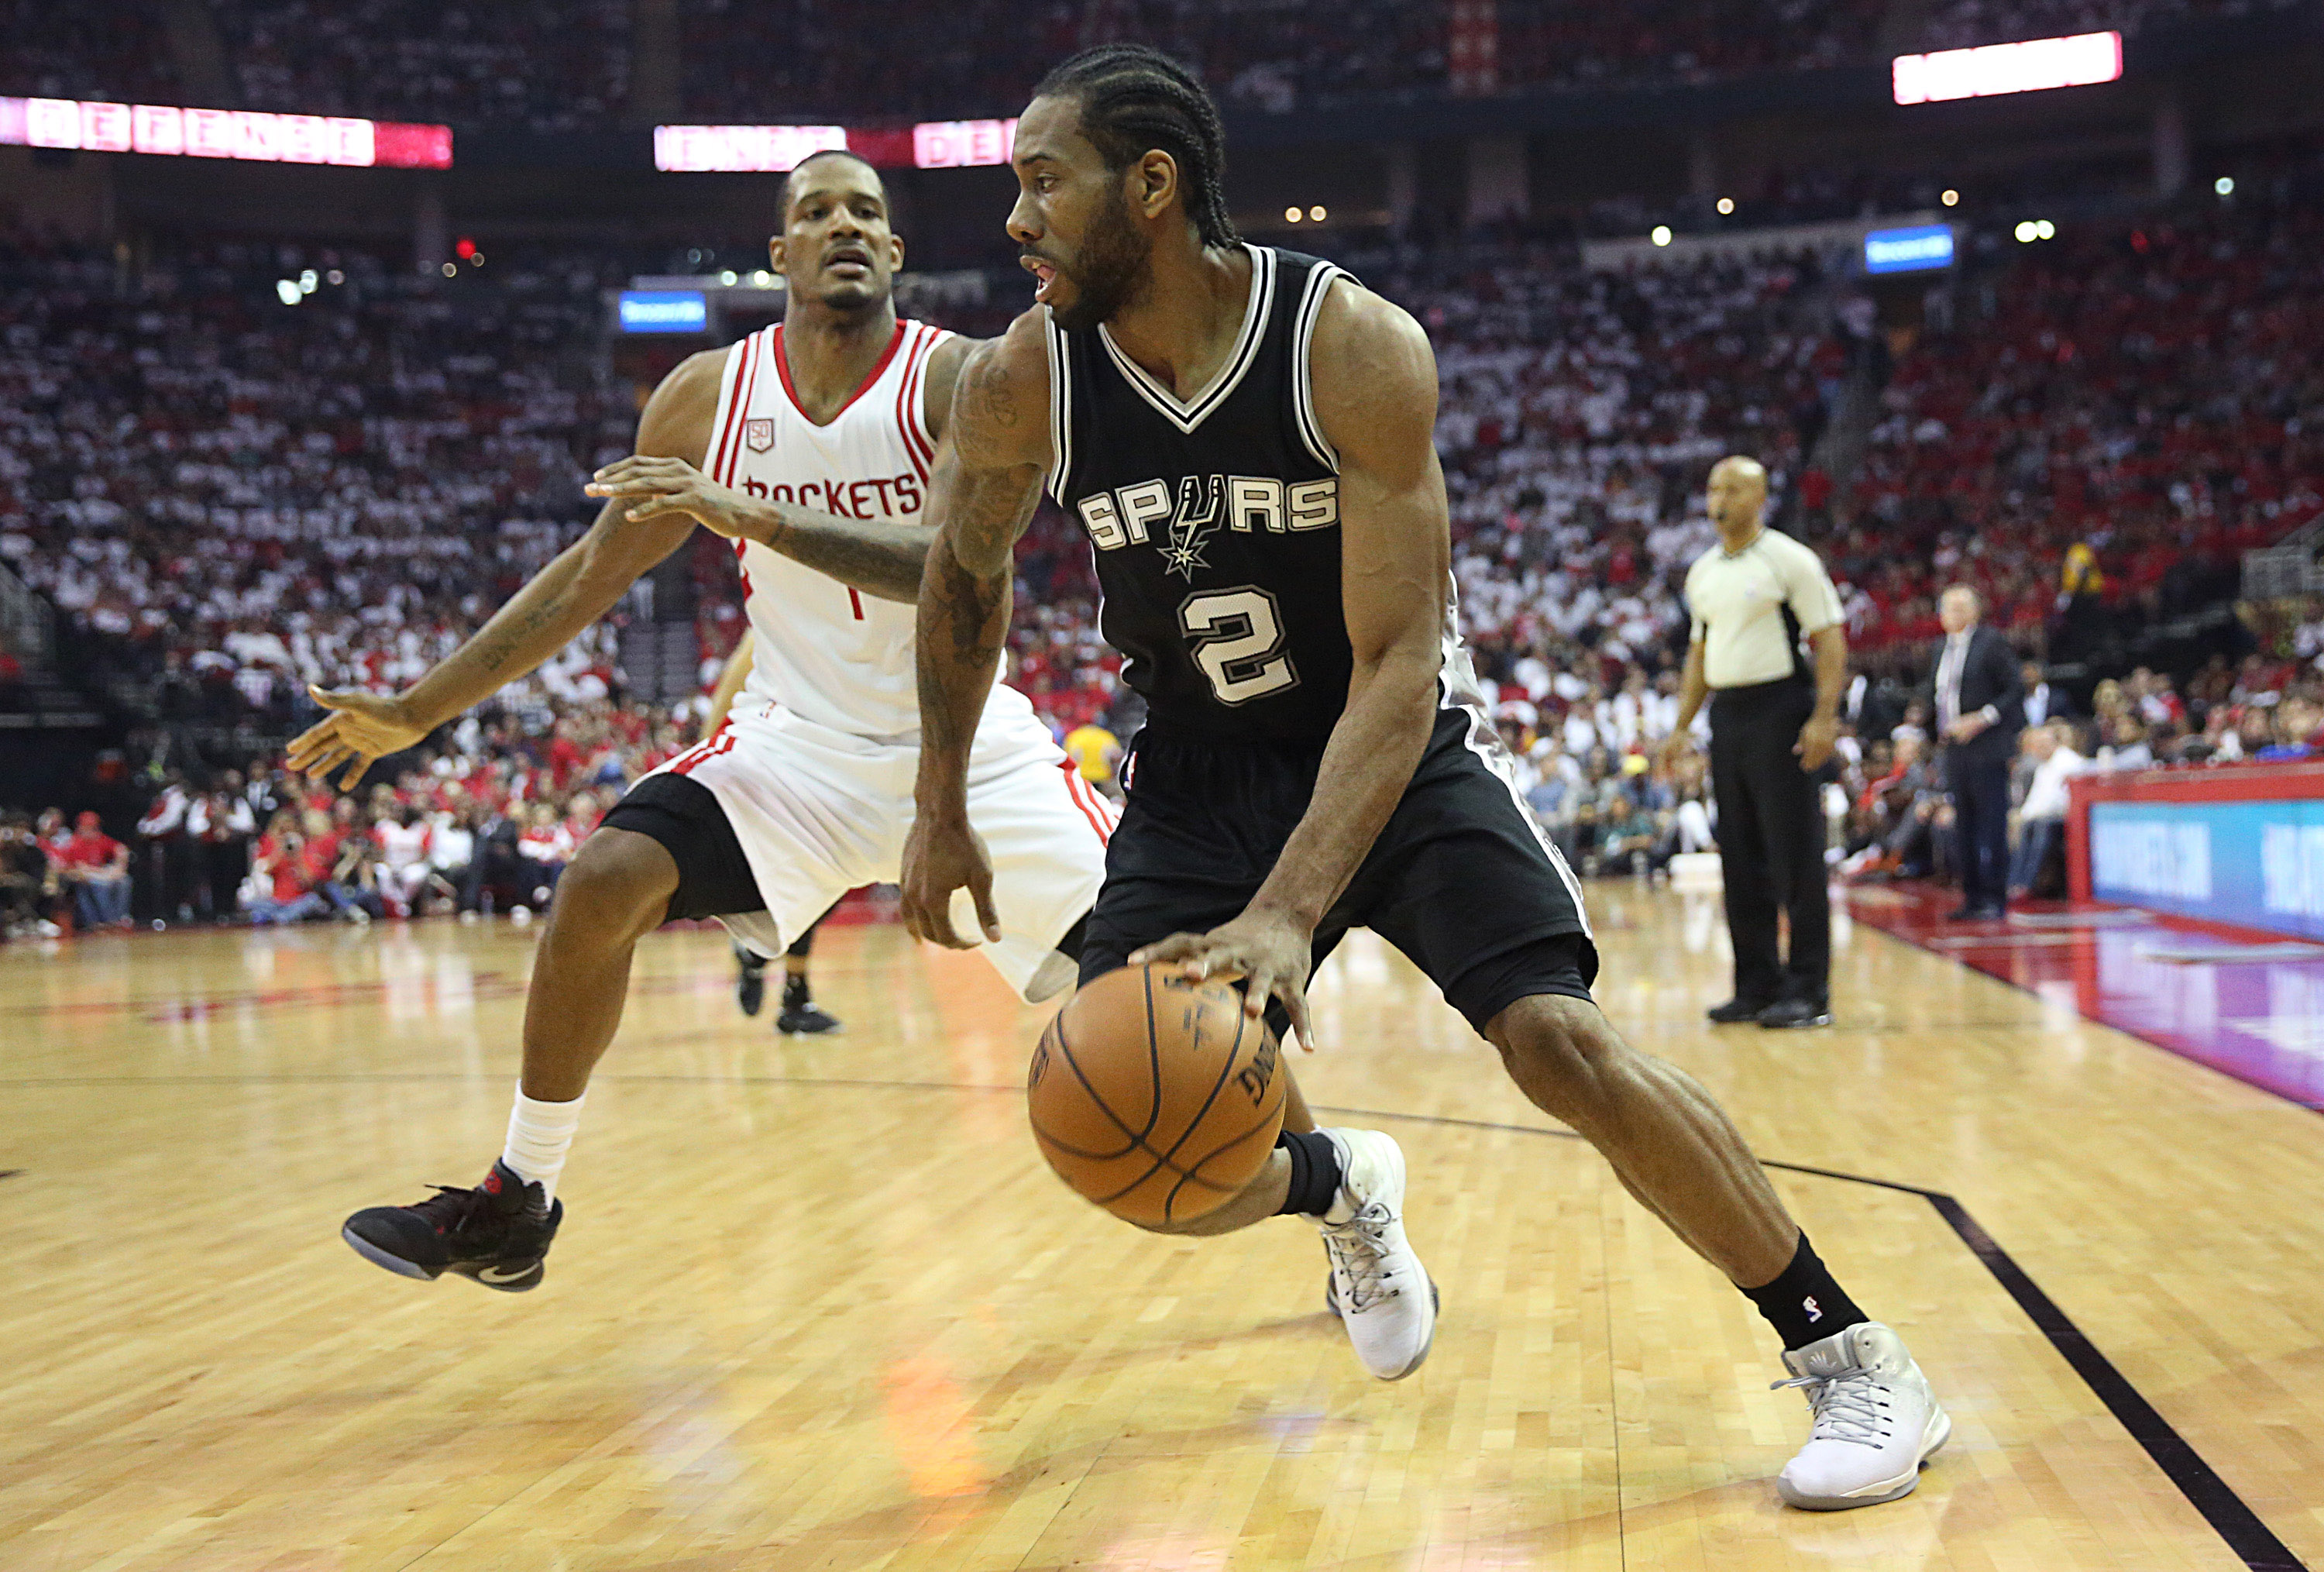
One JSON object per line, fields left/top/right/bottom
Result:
{"left": 2, "top": 0, "right": 2303, "bottom": 132}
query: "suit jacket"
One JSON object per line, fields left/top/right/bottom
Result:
{"left": 1927, "top": 625, "right": 2023, "bottom": 769}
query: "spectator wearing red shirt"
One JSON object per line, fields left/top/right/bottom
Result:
{"left": 248, "top": 810, "right": 331, "bottom": 925}
{"left": 56, "top": 811, "right": 132, "bottom": 931}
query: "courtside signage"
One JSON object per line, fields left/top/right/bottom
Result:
{"left": 1864, "top": 225, "right": 1954, "bottom": 273}
{"left": 617, "top": 291, "right": 710, "bottom": 332}
{"left": 655, "top": 119, "right": 1016, "bottom": 172}
{"left": 2091, "top": 800, "right": 2324, "bottom": 941}
{"left": 1892, "top": 30, "right": 2122, "bottom": 105}
{"left": 0, "top": 96, "right": 450, "bottom": 167}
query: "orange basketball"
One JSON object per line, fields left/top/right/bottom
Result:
{"left": 1027, "top": 963, "right": 1286, "bottom": 1226}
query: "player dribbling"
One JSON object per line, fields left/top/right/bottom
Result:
{"left": 900, "top": 45, "right": 1950, "bottom": 1511}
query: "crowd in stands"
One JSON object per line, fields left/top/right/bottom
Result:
{"left": 0, "top": 239, "right": 635, "bottom": 728}
{"left": 7, "top": 157, "right": 2324, "bottom": 932}
{"left": 0, "top": 0, "right": 181, "bottom": 105}
{"left": 3, "top": 0, "right": 2307, "bottom": 132}
{"left": 214, "top": 0, "right": 632, "bottom": 134}
{"left": 1835, "top": 201, "right": 2324, "bottom": 656}
{"left": 0, "top": 700, "right": 696, "bottom": 937}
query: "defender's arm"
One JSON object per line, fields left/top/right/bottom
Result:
{"left": 899, "top": 313, "right": 1054, "bottom": 948}
{"left": 288, "top": 349, "right": 722, "bottom": 789}
{"left": 1133, "top": 283, "right": 1448, "bottom": 1047}
{"left": 586, "top": 336, "right": 980, "bottom": 605}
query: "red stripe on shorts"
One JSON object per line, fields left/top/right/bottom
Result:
{"left": 1059, "top": 758, "right": 1114, "bottom": 844}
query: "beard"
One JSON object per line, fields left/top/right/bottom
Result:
{"left": 1044, "top": 184, "right": 1152, "bottom": 332}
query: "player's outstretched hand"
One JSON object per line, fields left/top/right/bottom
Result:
{"left": 586, "top": 455, "right": 758, "bottom": 540}
{"left": 1132, "top": 910, "right": 1318, "bottom": 1053}
{"left": 287, "top": 686, "right": 427, "bottom": 792}
{"left": 899, "top": 810, "right": 1002, "bottom": 949}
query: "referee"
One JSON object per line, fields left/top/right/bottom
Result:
{"left": 1659, "top": 456, "right": 1848, "bottom": 1029}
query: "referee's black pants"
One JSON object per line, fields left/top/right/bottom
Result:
{"left": 1709, "top": 678, "right": 1830, "bottom": 1006}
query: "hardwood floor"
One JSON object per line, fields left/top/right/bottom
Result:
{"left": 2, "top": 887, "right": 2318, "bottom": 1570}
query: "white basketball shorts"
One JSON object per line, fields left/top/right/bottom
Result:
{"left": 638, "top": 690, "right": 1113, "bottom": 1002}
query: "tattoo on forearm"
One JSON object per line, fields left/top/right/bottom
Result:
{"left": 472, "top": 597, "right": 566, "bottom": 676}
{"left": 916, "top": 538, "right": 1008, "bottom": 757}
{"left": 768, "top": 510, "right": 933, "bottom": 603}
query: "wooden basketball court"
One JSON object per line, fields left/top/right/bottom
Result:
{"left": 4, "top": 887, "right": 2319, "bottom": 1570}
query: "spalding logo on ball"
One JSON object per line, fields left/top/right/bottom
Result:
{"left": 1027, "top": 962, "right": 1286, "bottom": 1226}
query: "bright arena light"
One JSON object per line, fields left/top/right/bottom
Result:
{"left": 2013, "top": 219, "right": 2057, "bottom": 243}
{"left": 2215, "top": 176, "right": 2236, "bottom": 196}
{"left": 1284, "top": 206, "right": 1301, "bottom": 222}
{"left": 1716, "top": 197, "right": 1734, "bottom": 215}
{"left": 1892, "top": 30, "right": 2121, "bottom": 105}
{"left": 1308, "top": 205, "right": 1326, "bottom": 221}
{"left": 0, "top": 95, "right": 449, "bottom": 167}
{"left": 2036, "top": 218, "right": 2054, "bottom": 239}
{"left": 1650, "top": 225, "right": 1673, "bottom": 246}
{"left": 274, "top": 279, "right": 301, "bottom": 305}
{"left": 1941, "top": 188, "right": 1960, "bottom": 206}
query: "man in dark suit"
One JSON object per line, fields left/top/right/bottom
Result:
{"left": 1929, "top": 585, "right": 2023, "bottom": 920}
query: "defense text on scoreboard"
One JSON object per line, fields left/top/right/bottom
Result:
{"left": 654, "top": 119, "right": 1018, "bottom": 173}
{"left": 0, "top": 96, "right": 451, "bottom": 168}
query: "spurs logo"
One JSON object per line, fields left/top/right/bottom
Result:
{"left": 1161, "top": 474, "right": 1222, "bottom": 580}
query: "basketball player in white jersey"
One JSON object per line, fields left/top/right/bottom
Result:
{"left": 290, "top": 150, "right": 1113, "bottom": 1291}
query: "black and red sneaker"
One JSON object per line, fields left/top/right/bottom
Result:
{"left": 341, "top": 1160, "right": 562, "bottom": 1292}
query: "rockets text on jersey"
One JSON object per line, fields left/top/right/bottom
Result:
{"left": 706, "top": 318, "right": 952, "bottom": 739}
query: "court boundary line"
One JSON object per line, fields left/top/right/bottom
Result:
{"left": 0, "top": 1067, "right": 2301, "bottom": 1568}
{"left": 1318, "top": 1102, "right": 2309, "bottom": 1572}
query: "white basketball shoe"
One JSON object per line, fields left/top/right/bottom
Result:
{"left": 1773, "top": 1321, "right": 1951, "bottom": 1509}
{"left": 1310, "top": 1128, "right": 1437, "bottom": 1381}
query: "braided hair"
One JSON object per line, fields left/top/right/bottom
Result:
{"left": 1035, "top": 44, "right": 1240, "bottom": 249}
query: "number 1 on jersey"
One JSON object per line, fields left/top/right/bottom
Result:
{"left": 1178, "top": 586, "right": 1299, "bottom": 706}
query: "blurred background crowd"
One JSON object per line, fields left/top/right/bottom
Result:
{"left": 2, "top": 0, "right": 2319, "bottom": 934}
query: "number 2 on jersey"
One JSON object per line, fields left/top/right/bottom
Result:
{"left": 1178, "top": 586, "right": 1299, "bottom": 706}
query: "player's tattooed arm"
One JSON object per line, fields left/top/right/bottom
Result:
{"left": 588, "top": 337, "right": 988, "bottom": 604}
{"left": 899, "top": 314, "right": 1054, "bottom": 949}
{"left": 586, "top": 460, "right": 935, "bottom": 604}
{"left": 288, "top": 349, "right": 718, "bottom": 790}
{"left": 1133, "top": 283, "right": 1448, "bottom": 1048}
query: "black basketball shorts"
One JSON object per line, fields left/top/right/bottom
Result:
{"left": 600, "top": 771, "right": 766, "bottom": 921}
{"left": 1080, "top": 707, "right": 1599, "bottom": 1034}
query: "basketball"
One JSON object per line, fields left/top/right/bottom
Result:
{"left": 1027, "top": 963, "right": 1286, "bottom": 1226}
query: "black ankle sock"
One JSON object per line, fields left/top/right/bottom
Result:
{"left": 782, "top": 974, "right": 809, "bottom": 1007}
{"left": 1742, "top": 1232, "right": 1870, "bottom": 1350}
{"left": 1273, "top": 1130, "right": 1342, "bottom": 1217}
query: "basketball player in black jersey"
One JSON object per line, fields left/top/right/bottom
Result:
{"left": 900, "top": 46, "right": 1949, "bottom": 1510}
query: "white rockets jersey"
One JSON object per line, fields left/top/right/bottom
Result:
{"left": 706, "top": 318, "right": 971, "bottom": 739}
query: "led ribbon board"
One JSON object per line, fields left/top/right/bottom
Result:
{"left": 1864, "top": 225, "right": 1955, "bottom": 273}
{"left": 0, "top": 96, "right": 450, "bottom": 167}
{"left": 617, "top": 291, "right": 710, "bottom": 332}
{"left": 1893, "top": 31, "right": 2122, "bottom": 105}
{"left": 654, "top": 119, "right": 1016, "bottom": 172}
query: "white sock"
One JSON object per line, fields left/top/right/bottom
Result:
{"left": 501, "top": 1085, "right": 586, "bottom": 1202}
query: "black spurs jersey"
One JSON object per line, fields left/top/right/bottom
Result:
{"left": 1046, "top": 245, "right": 1361, "bottom": 745}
